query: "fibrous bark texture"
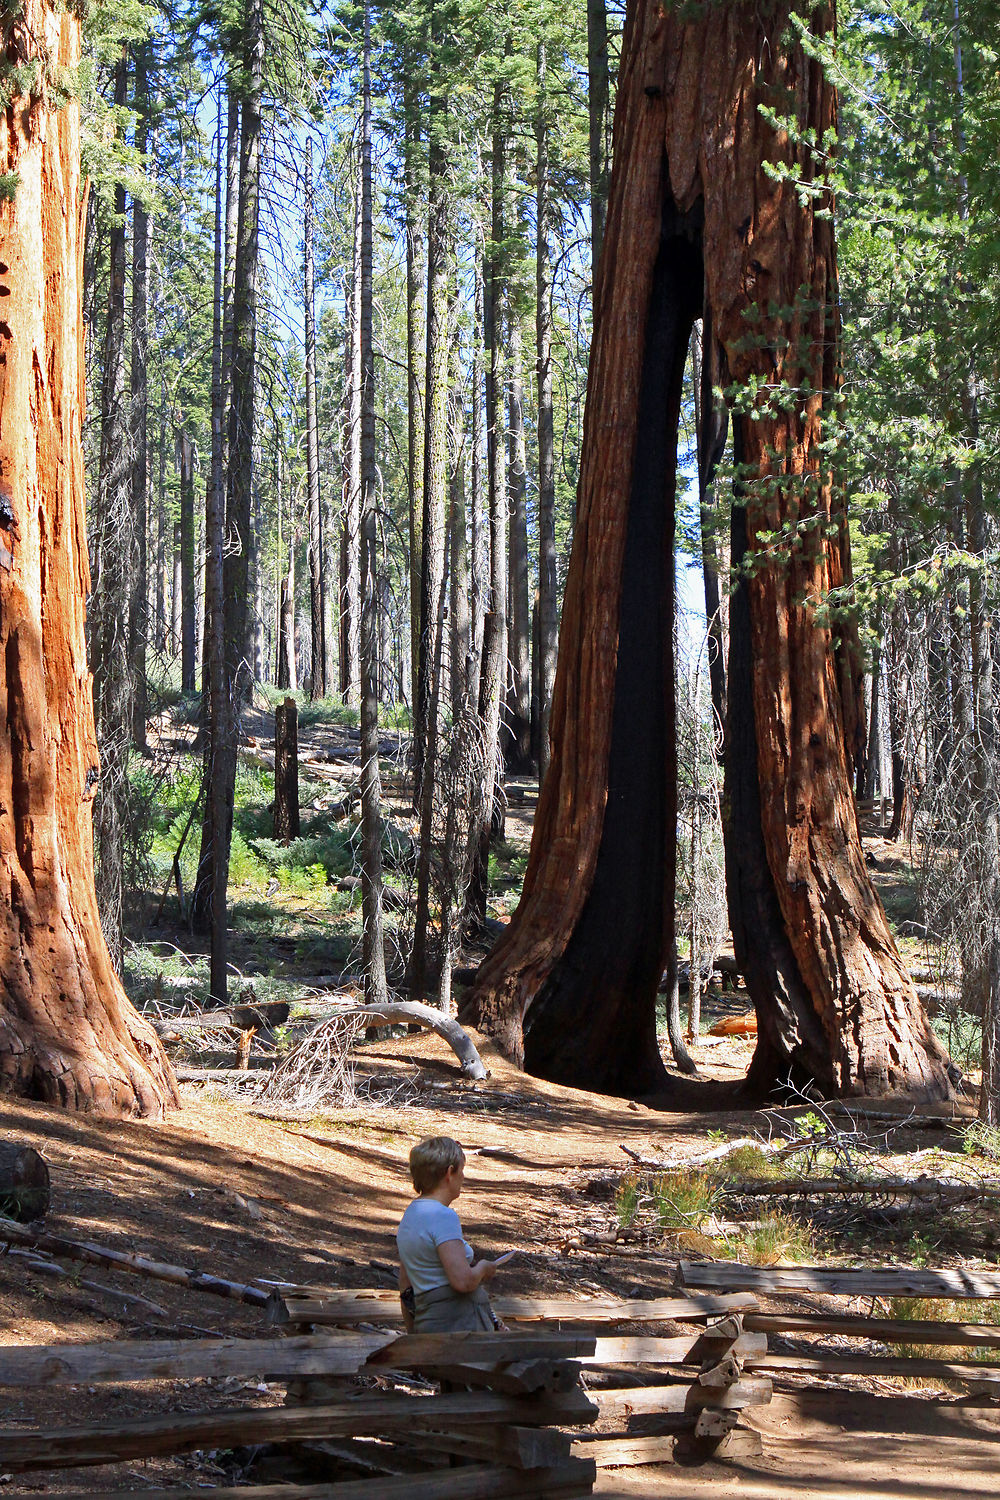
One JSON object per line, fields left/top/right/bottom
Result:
{"left": 0, "top": 0, "right": 177, "bottom": 1115}
{"left": 466, "top": 0, "right": 950, "bottom": 1101}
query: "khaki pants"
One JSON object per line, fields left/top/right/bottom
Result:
{"left": 413, "top": 1281, "right": 496, "bottom": 1333}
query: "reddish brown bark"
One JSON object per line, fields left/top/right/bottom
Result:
{"left": 0, "top": 1, "right": 178, "bottom": 1116}
{"left": 466, "top": 0, "right": 950, "bottom": 1101}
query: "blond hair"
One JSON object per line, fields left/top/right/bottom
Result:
{"left": 409, "top": 1136, "right": 464, "bottom": 1194}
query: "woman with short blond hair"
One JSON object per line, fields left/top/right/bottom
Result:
{"left": 396, "top": 1136, "right": 505, "bottom": 1332}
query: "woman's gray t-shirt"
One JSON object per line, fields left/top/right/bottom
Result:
{"left": 396, "top": 1197, "right": 473, "bottom": 1293}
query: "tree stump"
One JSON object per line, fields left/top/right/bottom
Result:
{"left": 0, "top": 1144, "right": 50, "bottom": 1222}
{"left": 274, "top": 697, "right": 300, "bottom": 842}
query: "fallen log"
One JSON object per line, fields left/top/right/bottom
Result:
{"left": 720, "top": 1176, "right": 998, "bottom": 1201}
{"left": 679, "top": 1260, "right": 1000, "bottom": 1299}
{"left": 12, "top": 1254, "right": 169, "bottom": 1319}
{"left": 0, "top": 1217, "right": 275, "bottom": 1308}
{"left": 619, "top": 1137, "right": 808, "bottom": 1173}
{"left": 0, "top": 1387, "right": 597, "bottom": 1472}
{"left": 0, "top": 1143, "right": 49, "bottom": 1222}
{"left": 319, "top": 1000, "right": 488, "bottom": 1080}
{"left": 52, "top": 1459, "right": 598, "bottom": 1500}
{"left": 153, "top": 1001, "right": 290, "bottom": 1037}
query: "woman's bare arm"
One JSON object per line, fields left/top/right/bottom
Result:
{"left": 437, "top": 1238, "right": 498, "bottom": 1294}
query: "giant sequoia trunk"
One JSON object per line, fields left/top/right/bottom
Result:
{"left": 0, "top": 0, "right": 177, "bottom": 1115}
{"left": 465, "top": 0, "right": 951, "bottom": 1101}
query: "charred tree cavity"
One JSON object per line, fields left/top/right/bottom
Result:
{"left": 522, "top": 191, "right": 702, "bottom": 1094}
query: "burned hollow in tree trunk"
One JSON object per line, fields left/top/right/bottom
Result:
{"left": 466, "top": 0, "right": 951, "bottom": 1103}
{"left": 518, "top": 200, "right": 701, "bottom": 1092}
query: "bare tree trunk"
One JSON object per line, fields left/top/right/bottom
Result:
{"left": 177, "top": 430, "right": 197, "bottom": 693}
{"left": 129, "top": 36, "right": 151, "bottom": 755}
{"left": 171, "top": 519, "right": 182, "bottom": 657}
{"left": 469, "top": 231, "right": 486, "bottom": 715}
{"left": 467, "top": 0, "right": 950, "bottom": 1100}
{"left": 199, "top": 83, "right": 230, "bottom": 1004}
{"left": 276, "top": 448, "right": 296, "bottom": 691}
{"left": 154, "top": 391, "right": 167, "bottom": 652}
{"left": 404, "top": 68, "right": 425, "bottom": 719}
{"left": 413, "top": 63, "right": 450, "bottom": 804}
{"left": 587, "top": 0, "right": 610, "bottom": 286}
{"left": 0, "top": 0, "right": 177, "bottom": 1115}
{"left": 504, "top": 316, "right": 533, "bottom": 774}
{"left": 339, "top": 152, "right": 362, "bottom": 708}
{"left": 191, "top": 0, "right": 263, "bottom": 999}
{"left": 449, "top": 340, "right": 471, "bottom": 719}
{"left": 274, "top": 698, "right": 300, "bottom": 842}
{"left": 90, "top": 48, "right": 134, "bottom": 966}
{"left": 359, "top": 0, "right": 389, "bottom": 1008}
{"left": 467, "top": 93, "right": 509, "bottom": 931}
{"left": 536, "top": 42, "right": 557, "bottom": 785}
{"left": 222, "top": 91, "right": 239, "bottom": 447}
{"left": 304, "top": 136, "right": 327, "bottom": 701}
{"left": 410, "top": 39, "right": 451, "bottom": 987}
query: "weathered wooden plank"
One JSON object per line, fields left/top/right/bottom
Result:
{"left": 585, "top": 1332, "right": 766, "bottom": 1367}
{"left": 280, "top": 1292, "right": 757, "bottom": 1327}
{"left": 571, "top": 1434, "right": 678, "bottom": 1467}
{"left": 594, "top": 1379, "right": 772, "bottom": 1416}
{"left": 366, "top": 1332, "right": 596, "bottom": 1369}
{"left": 0, "top": 1333, "right": 395, "bottom": 1388}
{"left": 0, "top": 1331, "right": 593, "bottom": 1389}
{"left": 52, "top": 1458, "right": 598, "bottom": 1500}
{"left": 679, "top": 1260, "right": 1000, "bottom": 1299}
{"left": 422, "top": 1359, "right": 582, "bottom": 1395}
{"left": 405, "top": 1423, "right": 574, "bottom": 1469}
{"left": 744, "top": 1311, "right": 1000, "bottom": 1347}
{"left": 751, "top": 1352, "right": 1000, "bottom": 1383}
{"left": 0, "top": 1389, "right": 599, "bottom": 1473}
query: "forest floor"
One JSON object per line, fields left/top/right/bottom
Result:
{"left": 0, "top": 696, "right": 995, "bottom": 1496}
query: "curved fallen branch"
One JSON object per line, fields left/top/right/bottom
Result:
{"left": 328, "top": 1000, "right": 489, "bottom": 1080}
{"left": 0, "top": 1217, "right": 274, "bottom": 1307}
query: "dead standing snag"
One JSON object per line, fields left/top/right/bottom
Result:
{"left": 465, "top": 0, "right": 951, "bottom": 1101}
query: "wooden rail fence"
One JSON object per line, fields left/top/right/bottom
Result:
{"left": 0, "top": 1296, "right": 776, "bottom": 1492}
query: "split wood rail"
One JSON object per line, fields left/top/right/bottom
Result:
{"left": 276, "top": 1287, "right": 775, "bottom": 1468}
{"left": 676, "top": 1259, "right": 1000, "bottom": 1389}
